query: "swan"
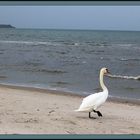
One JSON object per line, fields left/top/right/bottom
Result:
{"left": 75, "top": 67, "right": 110, "bottom": 118}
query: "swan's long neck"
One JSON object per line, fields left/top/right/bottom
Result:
{"left": 100, "top": 71, "right": 108, "bottom": 91}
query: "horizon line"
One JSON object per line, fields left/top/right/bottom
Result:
{"left": 11, "top": 27, "right": 140, "bottom": 32}
{"left": 1, "top": 24, "right": 140, "bottom": 32}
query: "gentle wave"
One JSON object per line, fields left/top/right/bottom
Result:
{"left": 117, "top": 43, "right": 133, "bottom": 47}
{"left": 0, "top": 40, "right": 58, "bottom": 46}
{"left": 0, "top": 40, "right": 81, "bottom": 47}
{"left": 22, "top": 68, "right": 67, "bottom": 74}
{"left": 114, "top": 43, "right": 140, "bottom": 50}
{"left": 118, "top": 58, "right": 140, "bottom": 61}
{"left": 107, "top": 74, "right": 140, "bottom": 80}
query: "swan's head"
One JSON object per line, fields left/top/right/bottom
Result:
{"left": 100, "top": 67, "right": 110, "bottom": 75}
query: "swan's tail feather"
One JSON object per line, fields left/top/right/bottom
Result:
{"left": 74, "top": 108, "right": 85, "bottom": 112}
{"left": 74, "top": 108, "right": 83, "bottom": 112}
{"left": 74, "top": 109, "right": 80, "bottom": 112}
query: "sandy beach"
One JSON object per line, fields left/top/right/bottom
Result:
{"left": 0, "top": 84, "right": 139, "bottom": 134}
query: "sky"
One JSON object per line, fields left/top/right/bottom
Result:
{"left": 0, "top": 6, "right": 140, "bottom": 31}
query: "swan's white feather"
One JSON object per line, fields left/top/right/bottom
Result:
{"left": 75, "top": 90, "right": 108, "bottom": 112}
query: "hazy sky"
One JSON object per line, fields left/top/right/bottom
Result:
{"left": 0, "top": 6, "right": 140, "bottom": 31}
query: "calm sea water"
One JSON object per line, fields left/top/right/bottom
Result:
{"left": 0, "top": 28, "right": 140, "bottom": 100}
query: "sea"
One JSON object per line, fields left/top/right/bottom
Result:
{"left": 0, "top": 28, "right": 140, "bottom": 102}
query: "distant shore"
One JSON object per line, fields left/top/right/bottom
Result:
{"left": 0, "top": 24, "right": 15, "bottom": 28}
{"left": 0, "top": 83, "right": 139, "bottom": 134}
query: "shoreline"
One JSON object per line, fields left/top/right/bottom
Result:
{"left": 0, "top": 83, "right": 140, "bottom": 134}
{"left": 0, "top": 83, "right": 139, "bottom": 106}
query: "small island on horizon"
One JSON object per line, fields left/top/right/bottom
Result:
{"left": 0, "top": 24, "right": 15, "bottom": 28}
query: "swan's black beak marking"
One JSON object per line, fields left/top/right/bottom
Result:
{"left": 106, "top": 69, "right": 110, "bottom": 74}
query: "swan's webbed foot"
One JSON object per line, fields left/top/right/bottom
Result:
{"left": 97, "top": 111, "right": 102, "bottom": 117}
{"left": 88, "top": 112, "right": 96, "bottom": 119}
{"left": 93, "top": 110, "right": 103, "bottom": 117}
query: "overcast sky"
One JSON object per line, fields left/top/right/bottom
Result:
{"left": 0, "top": 6, "right": 140, "bottom": 31}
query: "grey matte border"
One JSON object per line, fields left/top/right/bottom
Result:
{"left": 0, "top": 1, "right": 140, "bottom": 139}
{"left": 0, "top": 134, "right": 140, "bottom": 139}
{"left": 0, "top": 1, "right": 140, "bottom": 6}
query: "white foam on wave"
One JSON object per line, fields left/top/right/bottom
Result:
{"left": 113, "top": 43, "right": 140, "bottom": 50}
{"left": 107, "top": 74, "right": 140, "bottom": 80}
{"left": 74, "top": 43, "right": 79, "bottom": 46}
{"left": 119, "top": 58, "right": 140, "bottom": 61}
{"left": 117, "top": 44, "right": 133, "bottom": 47}
{"left": 0, "top": 40, "right": 58, "bottom": 46}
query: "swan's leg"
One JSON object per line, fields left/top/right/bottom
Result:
{"left": 93, "top": 110, "right": 102, "bottom": 117}
{"left": 97, "top": 111, "right": 102, "bottom": 117}
{"left": 89, "top": 112, "right": 91, "bottom": 118}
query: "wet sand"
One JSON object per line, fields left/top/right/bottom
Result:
{"left": 0, "top": 84, "right": 139, "bottom": 134}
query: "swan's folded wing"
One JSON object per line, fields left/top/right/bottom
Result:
{"left": 78, "top": 92, "right": 103, "bottom": 111}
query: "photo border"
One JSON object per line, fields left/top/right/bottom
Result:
{"left": 0, "top": 1, "right": 140, "bottom": 139}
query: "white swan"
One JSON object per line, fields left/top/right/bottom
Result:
{"left": 75, "top": 67, "right": 110, "bottom": 118}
